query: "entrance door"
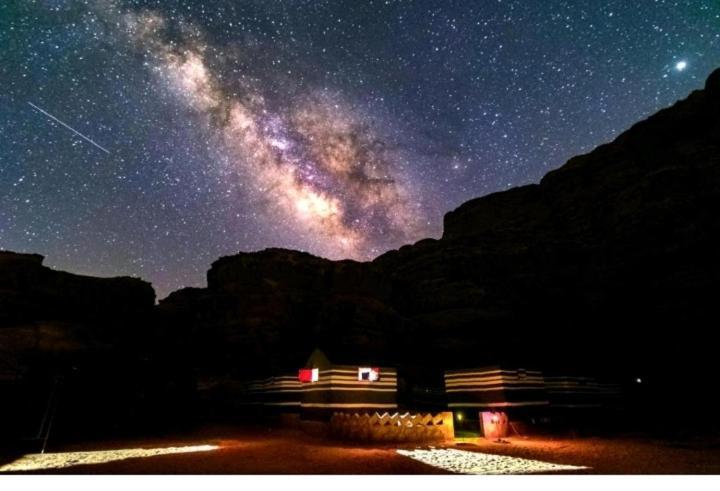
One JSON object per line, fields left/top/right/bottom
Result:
{"left": 451, "top": 409, "right": 481, "bottom": 438}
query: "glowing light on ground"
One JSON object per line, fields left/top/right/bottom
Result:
{"left": 0, "top": 444, "right": 218, "bottom": 472}
{"left": 396, "top": 448, "right": 588, "bottom": 475}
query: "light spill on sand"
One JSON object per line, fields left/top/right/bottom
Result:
{"left": 397, "top": 448, "right": 589, "bottom": 475}
{"left": 0, "top": 444, "right": 218, "bottom": 472}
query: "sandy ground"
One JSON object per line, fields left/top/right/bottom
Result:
{"left": 455, "top": 435, "right": 720, "bottom": 474}
{"left": 1, "top": 426, "right": 719, "bottom": 474}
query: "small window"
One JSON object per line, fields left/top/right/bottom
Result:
{"left": 358, "top": 367, "right": 380, "bottom": 381}
{"left": 298, "top": 368, "right": 319, "bottom": 383}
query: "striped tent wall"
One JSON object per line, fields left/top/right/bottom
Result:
{"left": 236, "top": 374, "right": 301, "bottom": 409}
{"left": 545, "top": 376, "right": 604, "bottom": 408}
{"left": 444, "top": 367, "right": 548, "bottom": 408}
{"left": 300, "top": 365, "right": 397, "bottom": 412}
{"left": 546, "top": 376, "right": 623, "bottom": 408}
{"left": 235, "top": 378, "right": 266, "bottom": 406}
{"left": 264, "top": 374, "right": 303, "bottom": 408}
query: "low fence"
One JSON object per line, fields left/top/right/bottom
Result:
{"left": 330, "top": 412, "right": 454, "bottom": 442}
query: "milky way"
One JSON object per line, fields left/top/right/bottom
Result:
{"left": 1, "top": 1, "right": 719, "bottom": 297}
{"left": 119, "top": 7, "right": 428, "bottom": 259}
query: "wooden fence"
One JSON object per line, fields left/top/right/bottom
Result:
{"left": 330, "top": 411, "right": 454, "bottom": 442}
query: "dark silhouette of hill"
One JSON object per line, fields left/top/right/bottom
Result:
{"left": 160, "top": 69, "right": 720, "bottom": 389}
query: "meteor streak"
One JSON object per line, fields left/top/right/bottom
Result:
{"left": 28, "top": 101, "right": 111, "bottom": 154}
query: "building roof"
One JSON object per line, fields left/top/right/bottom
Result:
{"left": 303, "top": 347, "right": 395, "bottom": 369}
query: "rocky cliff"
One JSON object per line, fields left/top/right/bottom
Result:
{"left": 159, "top": 69, "right": 720, "bottom": 388}
{"left": 0, "top": 251, "right": 155, "bottom": 329}
{"left": 0, "top": 252, "right": 192, "bottom": 440}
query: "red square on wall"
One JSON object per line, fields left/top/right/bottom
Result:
{"left": 298, "top": 368, "right": 318, "bottom": 382}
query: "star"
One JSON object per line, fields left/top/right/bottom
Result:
{"left": 1, "top": 0, "right": 718, "bottom": 298}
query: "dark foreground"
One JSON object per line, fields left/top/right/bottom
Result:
{"left": 2, "top": 426, "right": 720, "bottom": 474}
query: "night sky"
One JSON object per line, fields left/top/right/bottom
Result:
{"left": 1, "top": 1, "right": 719, "bottom": 298}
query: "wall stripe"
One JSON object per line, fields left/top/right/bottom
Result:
{"left": 301, "top": 403, "right": 398, "bottom": 408}
{"left": 236, "top": 364, "right": 398, "bottom": 412}
{"left": 446, "top": 386, "right": 547, "bottom": 393}
{"left": 448, "top": 401, "right": 550, "bottom": 408}
{"left": 444, "top": 366, "right": 548, "bottom": 409}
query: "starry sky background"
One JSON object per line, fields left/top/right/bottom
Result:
{"left": 1, "top": 0, "right": 719, "bottom": 299}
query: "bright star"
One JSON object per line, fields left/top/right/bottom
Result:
{"left": 675, "top": 60, "right": 687, "bottom": 72}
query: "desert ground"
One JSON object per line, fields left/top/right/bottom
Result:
{"left": 2, "top": 425, "right": 720, "bottom": 474}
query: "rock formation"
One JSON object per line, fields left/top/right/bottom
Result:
{"left": 0, "top": 251, "right": 155, "bottom": 329}
{"left": 160, "top": 69, "right": 720, "bottom": 391}
{"left": 0, "top": 252, "right": 192, "bottom": 440}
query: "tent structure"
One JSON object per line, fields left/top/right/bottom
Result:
{"left": 234, "top": 348, "right": 398, "bottom": 418}
{"left": 232, "top": 353, "right": 624, "bottom": 433}
{"left": 444, "top": 366, "right": 549, "bottom": 410}
{"left": 237, "top": 374, "right": 302, "bottom": 410}
{"left": 298, "top": 349, "right": 398, "bottom": 417}
{"left": 545, "top": 375, "right": 622, "bottom": 409}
